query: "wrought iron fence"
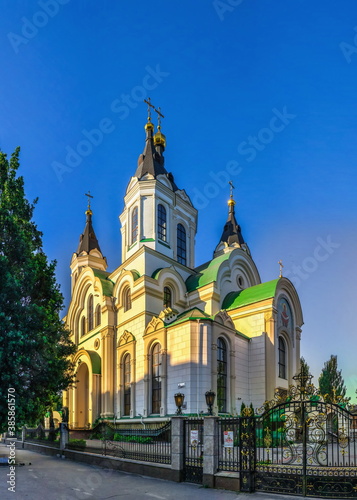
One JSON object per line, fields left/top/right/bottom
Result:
{"left": 67, "top": 421, "right": 171, "bottom": 464}
{"left": 183, "top": 418, "right": 204, "bottom": 483}
{"left": 217, "top": 417, "right": 240, "bottom": 472}
{"left": 24, "top": 424, "right": 60, "bottom": 448}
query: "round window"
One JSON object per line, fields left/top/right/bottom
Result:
{"left": 237, "top": 275, "right": 245, "bottom": 289}
{"left": 94, "top": 338, "right": 100, "bottom": 350}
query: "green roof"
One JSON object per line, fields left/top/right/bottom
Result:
{"left": 92, "top": 269, "right": 114, "bottom": 297}
{"left": 186, "top": 253, "right": 231, "bottom": 292}
{"left": 88, "top": 350, "right": 101, "bottom": 375}
{"left": 222, "top": 279, "right": 279, "bottom": 310}
{"left": 152, "top": 268, "right": 163, "bottom": 279}
{"left": 130, "top": 269, "right": 141, "bottom": 281}
{"left": 168, "top": 307, "right": 212, "bottom": 326}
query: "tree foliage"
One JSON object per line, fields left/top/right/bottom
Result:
{"left": 300, "top": 356, "right": 311, "bottom": 379}
{"left": 0, "top": 148, "right": 76, "bottom": 430}
{"left": 318, "top": 355, "right": 346, "bottom": 403}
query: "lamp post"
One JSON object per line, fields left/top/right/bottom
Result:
{"left": 174, "top": 393, "right": 185, "bottom": 415}
{"left": 205, "top": 390, "right": 216, "bottom": 416}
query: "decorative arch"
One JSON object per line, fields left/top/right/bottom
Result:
{"left": 70, "top": 349, "right": 102, "bottom": 427}
{"left": 144, "top": 316, "right": 165, "bottom": 336}
{"left": 274, "top": 277, "right": 303, "bottom": 328}
{"left": 155, "top": 267, "right": 187, "bottom": 307}
{"left": 214, "top": 310, "right": 235, "bottom": 330}
{"left": 113, "top": 269, "right": 139, "bottom": 308}
{"left": 217, "top": 248, "right": 261, "bottom": 303}
{"left": 118, "top": 330, "right": 136, "bottom": 347}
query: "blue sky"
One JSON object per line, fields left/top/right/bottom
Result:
{"left": 1, "top": 1, "right": 356, "bottom": 400}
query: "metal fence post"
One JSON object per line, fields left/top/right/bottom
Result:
{"left": 171, "top": 417, "right": 184, "bottom": 481}
{"left": 60, "top": 423, "right": 69, "bottom": 453}
{"left": 203, "top": 416, "right": 218, "bottom": 488}
{"left": 239, "top": 413, "right": 256, "bottom": 492}
{"left": 21, "top": 426, "right": 26, "bottom": 449}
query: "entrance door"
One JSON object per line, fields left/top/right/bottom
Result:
{"left": 76, "top": 362, "right": 89, "bottom": 428}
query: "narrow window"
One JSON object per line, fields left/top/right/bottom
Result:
{"left": 157, "top": 204, "right": 167, "bottom": 241}
{"left": 163, "top": 286, "right": 172, "bottom": 308}
{"left": 95, "top": 304, "right": 101, "bottom": 327}
{"left": 123, "top": 287, "right": 132, "bottom": 312}
{"left": 151, "top": 343, "right": 161, "bottom": 414}
{"left": 88, "top": 295, "right": 93, "bottom": 331}
{"left": 81, "top": 316, "right": 86, "bottom": 337}
{"left": 131, "top": 206, "right": 138, "bottom": 244}
{"left": 278, "top": 336, "right": 286, "bottom": 379}
{"left": 123, "top": 353, "right": 131, "bottom": 416}
{"left": 177, "top": 223, "right": 187, "bottom": 265}
{"left": 217, "top": 338, "right": 227, "bottom": 412}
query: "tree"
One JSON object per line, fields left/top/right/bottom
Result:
{"left": 300, "top": 356, "right": 311, "bottom": 378}
{"left": 0, "top": 148, "right": 76, "bottom": 430}
{"left": 318, "top": 355, "right": 346, "bottom": 403}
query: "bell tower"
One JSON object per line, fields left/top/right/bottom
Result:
{"left": 119, "top": 100, "right": 198, "bottom": 269}
{"left": 70, "top": 193, "right": 107, "bottom": 292}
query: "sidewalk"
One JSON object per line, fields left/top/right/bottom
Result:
{"left": 0, "top": 443, "right": 321, "bottom": 500}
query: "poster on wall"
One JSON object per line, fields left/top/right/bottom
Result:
{"left": 190, "top": 430, "right": 199, "bottom": 447}
{"left": 223, "top": 430, "right": 234, "bottom": 448}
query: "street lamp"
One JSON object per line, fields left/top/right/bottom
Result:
{"left": 174, "top": 393, "right": 185, "bottom": 415}
{"left": 205, "top": 390, "right": 216, "bottom": 415}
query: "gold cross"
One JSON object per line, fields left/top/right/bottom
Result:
{"left": 229, "top": 180, "right": 235, "bottom": 198}
{"left": 84, "top": 191, "right": 93, "bottom": 210}
{"left": 154, "top": 106, "right": 164, "bottom": 129}
{"left": 278, "top": 260, "right": 284, "bottom": 278}
{"left": 144, "top": 98, "right": 155, "bottom": 119}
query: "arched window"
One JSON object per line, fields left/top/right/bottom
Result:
{"left": 177, "top": 223, "right": 187, "bottom": 265}
{"left": 131, "top": 206, "right": 138, "bottom": 244}
{"left": 163, "top": 286, "right": 172, "bottom": 308}
{"left": 88, "top": 295, "right": 94, "bottom": 331}
{"left": 81, "top": 316, "right": 86, "bottom": 337}
{"left": 123, "top": 286, "right": 132, "bottom": 312}
{"left": 157, "top": 204, "right": 167, "bottom": 241}
{"left": 95, "top": 304, "right": 101, "bottom": 327}
{"left": 123, "top": 353, "right": 131, "bottom": 416}
{"left": 278, "top": 336, "right": 287, "bottom": 379}
{"left": 217, "top": 338, "right": 227, "bottom": 412}
{"left": 151, "top": 343, "right": 161, "bottom": 414}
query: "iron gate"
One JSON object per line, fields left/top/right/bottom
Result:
{"left": 183, "top": 418, "right": 204, "bottom": 483}
{"left": 254, "top": 400, "right": 357, "bottom": 497}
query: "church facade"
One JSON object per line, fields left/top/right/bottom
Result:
{"left": 63, "top": 112, "right": 303, "bottom": 427}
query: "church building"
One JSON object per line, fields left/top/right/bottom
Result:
{"left": 63, "top": 106, "right": 303, "bottom": 427}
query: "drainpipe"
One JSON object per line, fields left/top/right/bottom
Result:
{"left": 111, "top": 296, "right": 118, "bottom": 419}
{"left": 196, "top": 319, "right": 200, "bottom": 417}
